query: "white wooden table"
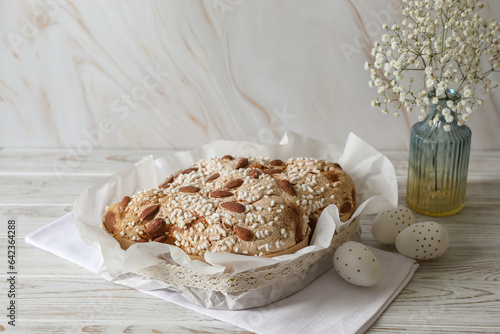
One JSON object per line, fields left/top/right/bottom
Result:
{"left": 1, "top": 149, "right": 499, "bottom": 333}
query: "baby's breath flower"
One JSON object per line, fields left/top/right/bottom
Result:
{"left": 365, "top": 0, "right": 500, "bottom": 126}
{"left": 400, "top": 92, "right": 407, "bottom": 101}
{"left": 445, "top": 114, "right": 455, "bottom": 122}
{"left": 464, "top": 87, "right": 472, "bottom": 97}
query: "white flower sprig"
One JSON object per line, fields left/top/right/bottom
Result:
{"left": 366, "top": 0, "right": 500, "bottom": 130}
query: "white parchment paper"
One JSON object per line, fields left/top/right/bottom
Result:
{"left": 73, "top": 132, "right": 397, "bottom": 297}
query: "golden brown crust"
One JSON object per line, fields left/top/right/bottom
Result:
{"left": 102, "top": 156, "right": 356, "bottom": 261}
{"left": 108, "top": 225, "right": 311, "bottom": 261}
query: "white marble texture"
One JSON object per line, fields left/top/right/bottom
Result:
{"left": 1, "top": 0, "right": 500, "bottom": 151}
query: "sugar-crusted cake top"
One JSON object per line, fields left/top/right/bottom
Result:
{"left": 103, "top": 155, "right": 356, "bottom": 258}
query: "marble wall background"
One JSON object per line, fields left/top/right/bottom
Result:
{"left": 1, "top": 0, "right": 500, "bottom": 151}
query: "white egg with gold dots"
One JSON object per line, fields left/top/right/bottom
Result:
{"left": 395, "top": 221, "right": 449, "bottom": 260}
{"left": 371, "top": 205, "right": 415, "bottom": 244}
{"left": 333, "top": 241, "right": 380, "bottom": 287}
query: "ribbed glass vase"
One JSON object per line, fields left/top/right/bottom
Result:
{"left": 406, "top": 89, "right": 472, "bottom": 216}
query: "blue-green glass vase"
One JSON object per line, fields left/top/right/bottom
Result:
{"left": 406, "top": 89, "right": 472, "bottom": 216}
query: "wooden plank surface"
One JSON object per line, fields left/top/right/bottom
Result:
{"left": 0, "top": 148, "right": 499, "bottom": 333}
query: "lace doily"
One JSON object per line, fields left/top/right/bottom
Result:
{"left": 136, "top": 218, "right": 360, "bottom": 293}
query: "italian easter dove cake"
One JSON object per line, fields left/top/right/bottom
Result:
{"left": 102, "top": 155, "right": 356, "bottom": 260}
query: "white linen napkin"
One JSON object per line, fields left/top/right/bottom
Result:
{"left": 26, "top": 212, "right": 418, "bottom": 334}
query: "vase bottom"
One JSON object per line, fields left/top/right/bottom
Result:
{"left": 406, "top": 200, "right": 465, "bottom": 217}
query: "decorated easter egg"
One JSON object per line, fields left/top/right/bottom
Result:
{"left": 333, "top": 241, "right": 380, "bottom": 286}
{"left": 371, "top": 206, "right": 415, "bottom": 244}
{"left": 395, "top": 221, "right": 449, "bottom": 260}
